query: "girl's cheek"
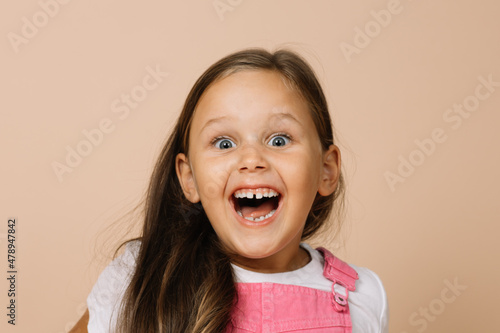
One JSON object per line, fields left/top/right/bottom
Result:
{"left": 196, "top": 158, "right": 232, "bottom": 199}
{"left": 286, "top": 153, "right": 321, "bottom": 187}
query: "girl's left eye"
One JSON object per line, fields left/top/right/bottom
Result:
{"left": 268, "top": 135, "right": 291, "bottom": 147}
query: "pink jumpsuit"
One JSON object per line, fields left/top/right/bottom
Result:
{"left": 227, "top": 247, "right": 359, "bottom": 333}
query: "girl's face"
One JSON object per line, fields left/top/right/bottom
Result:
{"left": 176, "top": 70, "right": 340, "bottom": 273}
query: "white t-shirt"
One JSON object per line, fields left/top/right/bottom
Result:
{"left": 87, "top": 240, "right": 389, "bottom": 332}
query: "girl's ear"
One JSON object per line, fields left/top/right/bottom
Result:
{"left": 175, "top": 153, "right": 201, "bottom": 203}
{"left": 318, "top": 145, "right": 341, "bottom": 196}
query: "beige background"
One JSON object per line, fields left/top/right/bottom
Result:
{"left": 2, "top": 0, "right": 499, "bottom": 332}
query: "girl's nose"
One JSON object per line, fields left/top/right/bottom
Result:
{"left": 237, "top": 145, "right": 268, "bottom": 172}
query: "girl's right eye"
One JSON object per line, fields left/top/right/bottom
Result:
{"left": 213, "top": 138, "right": 235, "bottom": 149}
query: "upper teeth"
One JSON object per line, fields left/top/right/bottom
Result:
{"left": 233, "top": 188, "right": 279, "bottom": 199}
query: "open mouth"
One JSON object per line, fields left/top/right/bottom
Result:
{"left": 231, "top": 188, "right": 281, "bottom": 222}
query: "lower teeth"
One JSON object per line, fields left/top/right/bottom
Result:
{"left": 239, "top": 209, "right": 276, "bottom": 222}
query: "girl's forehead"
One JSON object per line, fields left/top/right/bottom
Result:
{"left": 193, "top": 70, "right": 309, "bottom": 121}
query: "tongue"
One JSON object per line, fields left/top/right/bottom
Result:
{"left": 240, "top": 200, "right": 275, "bottom": 219}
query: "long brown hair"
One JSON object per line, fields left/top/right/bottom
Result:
{"left": 113, "top": 48, "right": 346, "bottom": 333}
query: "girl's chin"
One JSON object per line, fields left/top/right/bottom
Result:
{"left": 230, "top": 247, "right": 277, "bottom": 260}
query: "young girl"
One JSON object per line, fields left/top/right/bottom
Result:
{"left": 72, "top": 48, "right": 388, "bottom": 332}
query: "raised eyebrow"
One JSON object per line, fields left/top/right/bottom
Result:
{"left": 269, "top": 112, "right": 302, "bottom": 126}
{"left": 200, "top": 115, "right": 232, "bottom": 133}
{"left": 200, "top": 112, "right": 301, "bottom": 133}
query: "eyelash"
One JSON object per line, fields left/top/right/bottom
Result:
{"left": 210, "top": 136, "right": 230, "bottom": 146}
{"left": 272, "top": 133, "right": 292, "bottom": 142}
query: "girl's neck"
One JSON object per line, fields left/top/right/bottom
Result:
{"left": 230, "top": 245, "right": 311, "bottom": 274}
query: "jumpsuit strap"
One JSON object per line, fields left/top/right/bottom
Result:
{"left": 317, "top": 247, "right": 359, "bottom": 312}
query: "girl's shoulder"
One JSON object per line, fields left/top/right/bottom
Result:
{"left": 348, "top": 263, "right": 389, "bottom": 332}
{"left": 347, "top": 262, "right": 388, "bottom": 301}
{"left": 86, "top": 240, "right": 141, "bottom": 332}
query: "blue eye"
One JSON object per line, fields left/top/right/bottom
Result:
{"left": 268, "top": 135, "right": 290, "bottom": 147}
{"left": 214, "top": 138, "right": 235, "bottom": 149}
